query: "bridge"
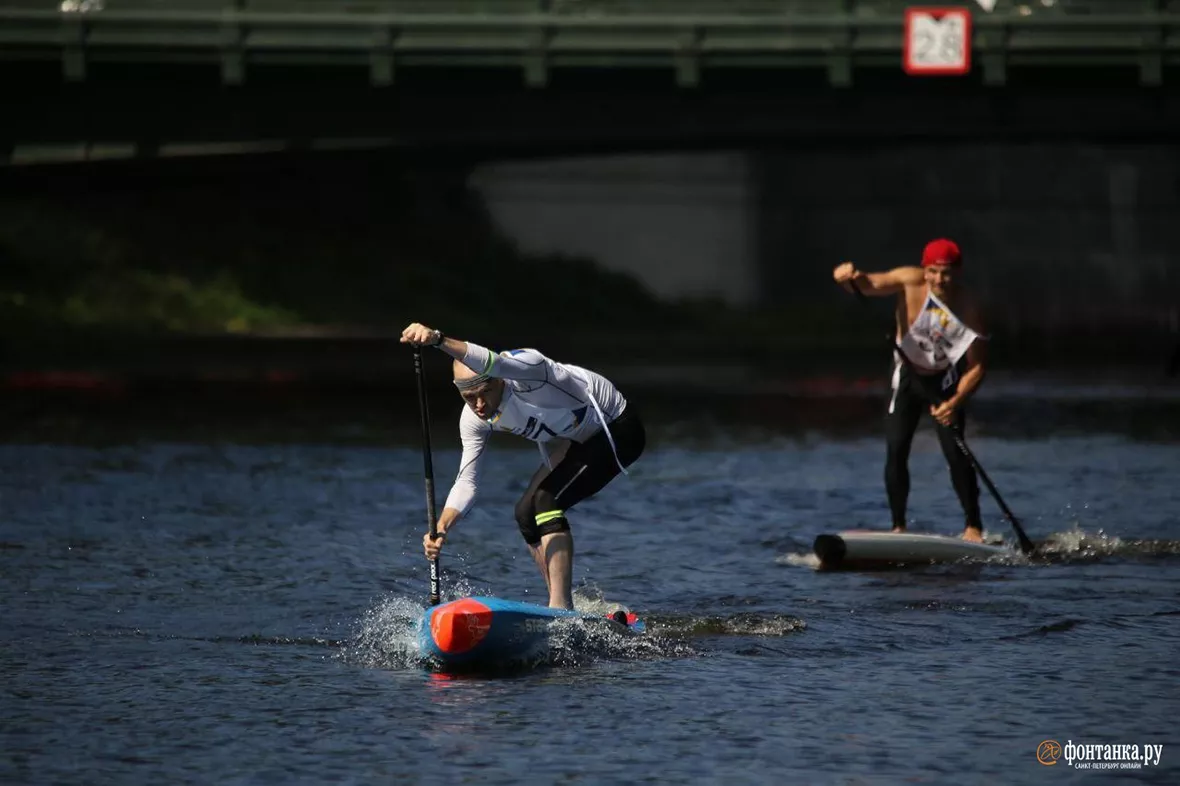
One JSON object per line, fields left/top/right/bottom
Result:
{"left": 2, "top": 1, "right": 1178, "bottom": 338}
{"left": 3, "top": 0, "right": 1180, "bottom": 161}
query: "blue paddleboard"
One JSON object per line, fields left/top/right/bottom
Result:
{"left": 416, "top": 596, "right": 644, "bottom": 671}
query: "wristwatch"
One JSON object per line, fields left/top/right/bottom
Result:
{"left": 430, "top": 329, "right": 444, "bottom": 347}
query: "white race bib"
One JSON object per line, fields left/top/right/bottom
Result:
{"left": 898, "top": 290, "right": 979, "bottom": 372}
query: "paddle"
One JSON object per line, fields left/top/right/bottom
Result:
{"left": 848, "top": 280, "right": 1036, "bottom": 555}
{"left": 413, "top": 346, "right": 442, "bottom": 606}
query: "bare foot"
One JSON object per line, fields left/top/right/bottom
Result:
{"left": 891, "top": 526, "right": 906, "bottom": 534}
{"left": 962, "top": 528, "right": 984, "bottom": 543}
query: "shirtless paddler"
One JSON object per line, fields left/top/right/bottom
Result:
{"left": 833, "top": 238, "right": 988, "bottom": 543}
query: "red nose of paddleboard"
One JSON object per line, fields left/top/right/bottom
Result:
{"left": 429, "top": 599, "right": 493, "bottom": 654}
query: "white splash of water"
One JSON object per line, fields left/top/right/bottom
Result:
{"left": 340, "top": 594, "right": 425, "bottom": 670}
{"left": 776, "top": 552, "right": 821, "bottom": 569}
{"left": 546, "top": 615, "right": 692, "bottom": 667}
{"left": 1037, "top": 526, "right": 1125, "bottom": 559}
{"left": 571, "top": 583, "right": 632, "bottom": 616}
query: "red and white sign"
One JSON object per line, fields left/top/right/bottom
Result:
{"left": 903, "top": 6, "right": 972, "bottom": 76}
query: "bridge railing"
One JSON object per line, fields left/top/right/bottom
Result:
{"left": 1, "top": 0, "right": 1176, "bottom": 87}
{"left": 7, "top": 0, "right": 1172, "bottom": 13}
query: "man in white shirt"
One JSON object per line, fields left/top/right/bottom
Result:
{"left": 401, "top": 322, "right": 646, "bottom": 608}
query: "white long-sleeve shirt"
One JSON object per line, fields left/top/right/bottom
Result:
{"left": 442, "top": 342, "right": 627, "bottom": 516}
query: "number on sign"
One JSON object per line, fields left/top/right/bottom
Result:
{"left": 903, "top": 7, "right": 972, "bottom": 76}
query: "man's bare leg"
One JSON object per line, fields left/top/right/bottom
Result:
{"left": 528, "top": 531, "right": 574, "bottom": 609}
{"left": 528, "top": 543, "right": 553, "bottom": 597}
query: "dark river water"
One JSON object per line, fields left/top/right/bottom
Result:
{"left": 3, "top": 379, "right": 1179, "bottom": 785}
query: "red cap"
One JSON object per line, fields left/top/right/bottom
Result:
{"left": 921, "top": 238, "right": 962, "bottom": 267}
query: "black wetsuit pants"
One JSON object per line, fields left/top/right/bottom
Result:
{"left": 513, "top": 407, "right": 646, "bottom": 546}
{"left": 885, "top": 360, "right": 981, "bottom": 531}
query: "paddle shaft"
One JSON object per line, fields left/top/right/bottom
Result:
{"left": 848, "top": 281, "right": 1035, "bottom": 555}
{"left": 413, "top": 346, "right": 441, "bottom": 605}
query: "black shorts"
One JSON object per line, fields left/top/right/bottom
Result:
{"left": 513, "top": 407, "right": 646, "bottom": 545}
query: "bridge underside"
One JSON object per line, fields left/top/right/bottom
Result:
{"left": 5, "top": 62, "right": 1180, "bottom": 165}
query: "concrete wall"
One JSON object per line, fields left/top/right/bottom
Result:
{"left": 469, "top": 152, "right": 760, "bottom": 306}
{"left": 473, "top": 144, "right": 1180, "bottom": 334}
